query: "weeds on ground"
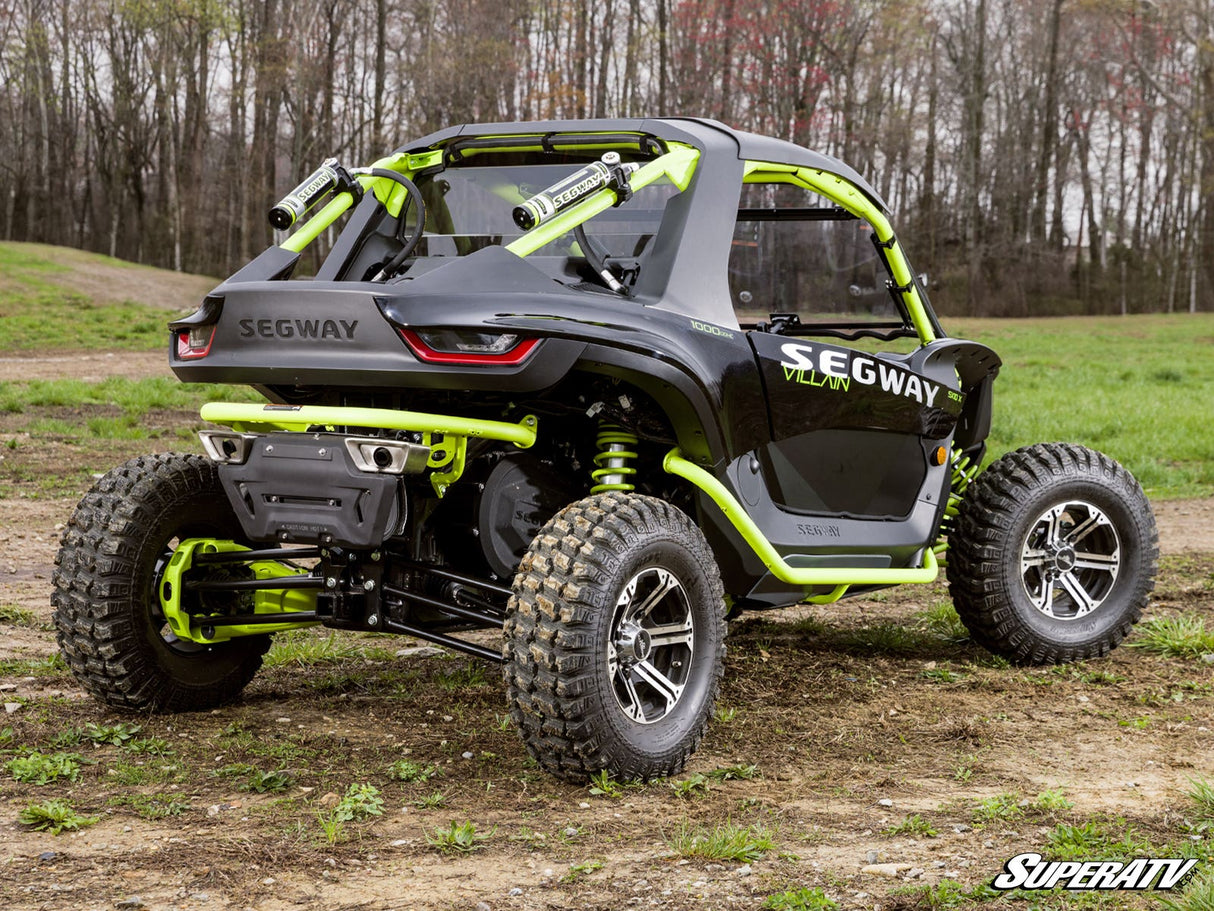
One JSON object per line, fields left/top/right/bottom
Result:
{"left": 414, "top": 791, "right": 446, "bottom": 809}
{"left": 972, "top": 792, "right": 1022, "bottom": 825}
{"left": 666, "top": 821, "right": 775, "bottom": 863}
{"left": 388, "top": 759, "right": 441, "bottom": 784}
{"left": 884, "top": 814, "right": 938, "bottom": 838}
{"left": 561, "top": 859, "right": 604, "bottom": 882}
{"left": 427, "top": 820, "right": 491, "bottom": 854}
{"left": 1159, "top": 866, "right": 1214, "bottom": 911}
{"left": 18, "top": 799, "right": 98, "bottom": 834}
{"left": 669, "top": 773, "right": 710, "bottom": 798}
{"left": 6, "top": 751, "right": 84, "bottom": 784}
{"left": 762, "top": 887, "right": 838, "bottom": 911}
{"left": 83, "top": 721, "right": 142, "bottom": 745}
{"left": 891, "top": 879, "right": 999, "bottom": 910}
{"left": 316, "top": 783, "right": 385, "bottom": 845}
{"left": 244, "top": 769, "right": 294, "bottom": 793}
{"left": 1046, "top": 819, "right": 1151, "bottom": 860}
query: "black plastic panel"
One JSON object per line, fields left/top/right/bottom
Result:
{"left": 218, "top": 434, "right": 401, "bottom": 548}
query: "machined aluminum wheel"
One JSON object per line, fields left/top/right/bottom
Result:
{"left": 607, "top": 567, "right": 695, "bottom": 724}
{"left": 1019, "top": 500, "right": 1120, "bottom": 621}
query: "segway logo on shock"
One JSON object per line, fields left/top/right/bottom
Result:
{"left": 992, "top": 853, "right": 1197, "bottom": 892}
{"left": 778, "top": 341, "right": 941, "bottom": 407}
{"left": 238, "top": 319, "right": 358, "bottom": 340}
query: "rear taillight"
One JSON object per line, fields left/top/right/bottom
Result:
{"left": 176, "top": 326, "right": 216, "bottom": 360}
{"left": 399, "top": 329, "right": 538, "bottom": 365}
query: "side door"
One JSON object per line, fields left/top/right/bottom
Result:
{"left": 730, "top": 182, "right": 962, "bottom": 520}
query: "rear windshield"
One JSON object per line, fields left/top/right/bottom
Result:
{"left": 409, "top": 162, "right": 680, "bottom": 262}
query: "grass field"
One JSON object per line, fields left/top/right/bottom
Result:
{"left": 952, "top": 315, "right": 1214, "bottom": 499}
{"left": 0, "top": 242, "right": 1211, "bottom": 499}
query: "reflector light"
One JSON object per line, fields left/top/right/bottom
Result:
{"left": 177, "top": 326, "right": 216, "bottom": 360}
{"left": 399, "top": 329, "right": 538, "bottom": 365}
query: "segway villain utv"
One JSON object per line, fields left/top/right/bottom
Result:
{"left": 52, "top": 118, "right": 1158, "bottom": 781}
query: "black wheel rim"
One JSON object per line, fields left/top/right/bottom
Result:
{"left": 1019, "top": 499, "right": 1121, "bottom": 621}
{"left": 606, "top": 567, "right": 694, "bottom": 724}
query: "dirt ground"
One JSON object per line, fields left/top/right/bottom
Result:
{"left": 0, "top": 357, "right": 1211, "bottom": 911}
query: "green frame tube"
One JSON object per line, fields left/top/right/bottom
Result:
{"left": 200, "top": 403, "right": 537, "bottom": 448}
{"left": 662, "top": 449, "right": 939, "bottom": 589}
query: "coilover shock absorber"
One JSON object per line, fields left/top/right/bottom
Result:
{"left": 589, "top": 424, "right": 639, "bottom": 493}
{"left": 934, "top": 447, "right": 981, "bottom": 554}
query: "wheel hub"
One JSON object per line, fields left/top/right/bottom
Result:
{"left": 614, "top": 622, "right": 653, "bottom": 665}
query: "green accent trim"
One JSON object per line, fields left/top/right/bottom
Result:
{"left": 200, "top": 403, "right": 537, "bottom": 449}
{"left": 661, "top": 449, "right": 939, "bottom": 587}
{"left": 159, "top": 538, "right": 317, "bottom": 644}
{"left": 424, "top": 433, "right": 468, "bottom": 497}
{"left": 743, "top": 162, "right": 937, "bottom": 344}
{"left": 504, "top": 144, "right": 700, "bottom": 258}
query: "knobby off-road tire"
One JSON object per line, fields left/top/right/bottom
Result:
{"left": 947, "top": 443, "right": 1158, "bottom": 665}
{"left": 52, "top": 453, "right": 270, "bottom": 711}
{"left": 504, "top": 492, "right": 727, "bottom": 782}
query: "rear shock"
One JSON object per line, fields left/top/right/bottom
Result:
{"left": 589, "top": 424, "right": 639, "bottom": 493}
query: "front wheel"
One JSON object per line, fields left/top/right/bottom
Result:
{"left": 947, "top": 443, "right": 1158, "bottom": 665}
{"left": 503, "top": 493, "right": 726, "bottom": 781}
{"left": 52, "top": 453, "right": 271, "bottom": 712}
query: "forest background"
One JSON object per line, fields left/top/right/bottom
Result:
{"left": 2, "top": 0, "right": 1213, "bottom": 317}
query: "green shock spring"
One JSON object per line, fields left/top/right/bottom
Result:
{"left": 934, "top": 447, "right": 981, "bottom": 554}
{"left": 590, "top": 424, "right": 639, "bottom": 493}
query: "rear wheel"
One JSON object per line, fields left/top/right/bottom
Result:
{"left": 504, "top": 492, "right": 726, "bottom": 781}
{"left": 53, "top": 453, "right": 270, "bottom": 711}
{"left": 947, "top": 443, "right": 1158, "bottom": 665}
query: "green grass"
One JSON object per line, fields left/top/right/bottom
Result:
{"left": 950, "top": 314, "right": 1214, "bottom": 498}
{"left": 1159, "top": 865, "right": 1214, "bottom": 911}
{"left": 387, "top": 760, "right": 441, "bottom": 784}
{"left": 1128, "top": 615, "right": 1214, "bottom": 660}
{"left": 264, "top": 631, "right": 394, "bottom": 668}
{"left": 666, "top": 821, "right": 775, "bottom": 863}
{"left": 0, "top": 241, "right": 201, "bottom": 351}
{"left": 1186, "top": 778, "right": 1214, "bottom": 827}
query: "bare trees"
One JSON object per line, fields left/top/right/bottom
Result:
{"left": 0, "top": 0, "right": 1207, "bottom": 314}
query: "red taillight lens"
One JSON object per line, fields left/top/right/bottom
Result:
{"left": 176, "top": 326, "right": 216, "bottom": 359}
{"left": 399, "top": 329, "right": 538, "bottom": 365}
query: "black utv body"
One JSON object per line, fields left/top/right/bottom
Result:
{"left": 53, "top": 118, "right": 1158, "bottom": 780}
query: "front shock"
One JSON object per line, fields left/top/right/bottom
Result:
{"left": 589, "top": 424, "right": 639, "bottom": 493}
